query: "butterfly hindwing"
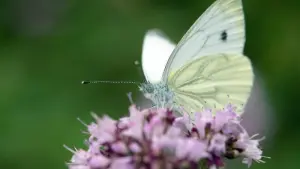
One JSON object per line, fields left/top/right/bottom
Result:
{"left": 168, "top": 53, "right": 253, "bottom": 113}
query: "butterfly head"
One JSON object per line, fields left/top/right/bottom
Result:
{"left": 139, "top": 82, "right": 174, "bottom": 108}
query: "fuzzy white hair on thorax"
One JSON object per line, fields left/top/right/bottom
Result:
{"left": 139, "top": 82, "right": 174, "bottom": 109}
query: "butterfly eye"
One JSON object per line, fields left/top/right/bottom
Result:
{"left": 145, "top": 85, "right": 154, "bottom": 94}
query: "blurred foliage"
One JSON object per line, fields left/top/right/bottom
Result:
{"left": 0, "top": 0, "right": 300, "bottom": 169}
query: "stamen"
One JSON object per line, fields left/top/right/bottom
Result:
{"left": 77, "top": 117, "right": 88, "bottom": 127}
{"left": 127, "top": 92, "right": 134, "bottom": 104}
{"left": 63, "top": 145, "right": 76, "bottom": 154}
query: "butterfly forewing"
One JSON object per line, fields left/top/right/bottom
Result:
{"left": 142, "top": 29, "right": 176, "bottom": 84}
{"left": 162, "top": 0, "right": 245, "bottom": 82}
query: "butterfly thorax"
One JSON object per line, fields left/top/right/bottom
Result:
{"left": 139, "top": 82, "right": 175, "bottom": 109}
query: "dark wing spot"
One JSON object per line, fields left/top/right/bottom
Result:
{"left": 221, "top": 30, "right": 227, "bottom": 42}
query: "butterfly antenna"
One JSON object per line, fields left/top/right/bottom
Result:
{"left": 82, "top": 60, "right": 144, "bottom": 85}
{"left": 81, "top": 80, "right": 139, "bottom": 84}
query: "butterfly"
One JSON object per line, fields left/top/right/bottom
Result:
{"left": 139, "top": 0, "right": 254, "bottom": 115}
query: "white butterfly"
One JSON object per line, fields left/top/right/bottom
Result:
{"left": 139, "top": 0, "right": 254, "bottom": 114}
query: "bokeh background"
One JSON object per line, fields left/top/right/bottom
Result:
{"left": 1, "top": 0, "right": 300, "bottom": 168}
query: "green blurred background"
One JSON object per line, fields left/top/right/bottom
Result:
{"left": 0, "top": 0, "right": 299, "bottom": 168}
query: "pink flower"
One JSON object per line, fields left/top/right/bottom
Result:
{"left": 194, "top": 110, "right": 213, "bottom": 139}
{"left": 65, "top": 104, "right": 269, "bottom": 169}
{"left": 111, "top": 141, "right": 128, "bottom": 154}
{"left": 213, "top": 107, "right": 239, "bottom": 132}
{"left": 173, "top": 112, "right": 192, "bottom": 134}
{"left": 69, "top": 165, "right": 90, "bottom": 169}
{"left": 121, "top": 105, "right": 146, "bottom": 140}
{"left": 207, "top": 133, "right": 227, "bottom": 156}
{"left": 110, "top": 157, "right": 133, "bottom": 169}
{"left": 234, "top": 133, "right": 269, "bottom": 167}
{"left": 88, "top": 154, "right": 110, "bottom": 168}
{"left": 176, "top": 139, "right": 210, "bottom": 161}
{"left": 70, "top": 149, "right": 90, "bottom": 165}
{"left": 65, "top": 148, "right": 91, "bottom": 169}
{"left": 88, "top": 114, "right": 116, "bottom": 144}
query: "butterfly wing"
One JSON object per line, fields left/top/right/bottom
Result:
{"left": 162, "top": 0, "right": 245, "bottom": 82}
{"left": 142, "top": 29, "right": 176, "bottom": 84}
{"left": 168, "top": 53, "right": 253, "bottom": 114}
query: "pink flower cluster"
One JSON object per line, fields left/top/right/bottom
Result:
{"left": 65, "top": 104, "right": 268, "bottom": 169}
